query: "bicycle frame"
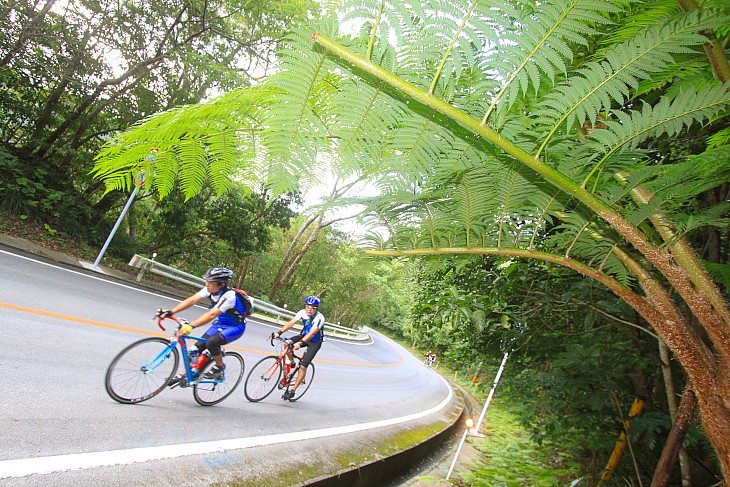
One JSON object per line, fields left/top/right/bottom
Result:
{"left": 155, "top": 316, "right": 215, "bottom": 385}
{"left": 271, "top": 337, "right": 304, "bottom": 387}
{"left": 106, "top": 314, "right": 246, "bottom": 406}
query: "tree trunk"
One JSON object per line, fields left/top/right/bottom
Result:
{"left": 651, "top": 388, "right": 698, "bottom": 487}
{"left": 236, "top": 255, "right": 250, "bottom": 288}
{"left": 30, "top": 29, "right": 93, "bottom": 147}
{"left": 658, "top": 340, "right": 692, "bottom": 486}
{"left": 267, "top": 213, "right": 339, "bottom": 302}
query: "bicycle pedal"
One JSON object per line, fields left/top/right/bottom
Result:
{"left": 168, "top": 375, "right": 187, "bottom": 389}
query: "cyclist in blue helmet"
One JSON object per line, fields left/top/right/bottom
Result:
{"left": 273, "top": 295, "right": 325, "bottom": 401}
{"left": 156, "top": 266, "right": 248, "bottom": 382}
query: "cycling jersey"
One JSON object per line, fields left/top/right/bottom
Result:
{"left": 196, "top": 286, "right": 247, "bottom": 328}
{"left": 292, "top": 309, "right": 325, "bottom": 343}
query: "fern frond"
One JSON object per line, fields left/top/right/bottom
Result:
{"left": 707, "top": 126, "right": 730, "bottom": 148}
{"left": 92, "top": 87, "right": 267, "bottom": 197}
{"left": 601, "top": 0, "right": 682, "bottom": 45}
{"left": 339, "top": 0, "right": 423, "bottom": 57}
{"left": 260, "top": 25, "right": 344, "bottom": 192}
{"left": 490, "top": 162, "right": 539, "bottom": 248}
{"left": 329, "top": 66, "right": 408, "bottom": 180}
{"left": 383, "top": 110, "right": 458, "bottom": 180}
{"left": 583, "top": 83, "right": 730, "bottom": 185}
{"left": 535, "top": 9, "right": 722, "bottom": 156}
{"left": 704, "top": 261, "right": 730, "bottom": 291}
{"left": 672, "top": 202, "right": 730, "bottom": 235}
{"left": 482, "top": 0, "right": 622, "bottom": 126}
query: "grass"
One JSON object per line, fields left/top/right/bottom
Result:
{"left": 377, "top": 329, "right": 583, "bottom": 486}
{"left": 462, "top": 399, "right": 582, "bottom": 486}
{"left": 0, "top": 209, "right": 192, "bottom": 293}
{"left": 0, "top": 209, "right": 100, "bottom": 261}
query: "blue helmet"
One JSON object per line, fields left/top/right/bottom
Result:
{"left": 305, "top": 296, "right": 320, "bottom": 307}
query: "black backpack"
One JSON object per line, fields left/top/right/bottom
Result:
{"left": 227, "top": 288, "right": 254, "bottom": 324}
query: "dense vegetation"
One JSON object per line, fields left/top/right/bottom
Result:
{"left": 0, "top": 0, "right": 316, "bottom": 253}
{"left": 402, "top": 257, "right": 721, "bottom": 485}
{"left": 3, "top": 1, "right": 730, "bottom": 485}
{"left": 0, "top": 0, "right": 407, "bottom": 326}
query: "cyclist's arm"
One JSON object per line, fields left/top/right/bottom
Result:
{"left": 190, "top": 308, "right": 222, "bottom": 329}
{"left": 294, "top": 314, "right": 324, "bottom": 347}
{"left": 171, "top": 293, "right": 204, "bottom": 314}
{"left": 300, "top": 325, "right": 320, "bottom": 343}
{"left": 277, "top": 316, "right": 298, "bottom": 335}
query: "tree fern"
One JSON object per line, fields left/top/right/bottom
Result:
{"left": 535, "top": 9, "right": 722, "bottom": 157}
{"left": 92, "top": 87, "right": 266, "bottom": 197}
{"left": 481, "top": 0, "right": 622, "bottom": 126}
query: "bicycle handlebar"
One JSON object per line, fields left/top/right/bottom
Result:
{"left": 269, "top": 334, "right": 294, "bottom": 348}
{"left": 155, "top": 314, "right": 181, "bottom": 331}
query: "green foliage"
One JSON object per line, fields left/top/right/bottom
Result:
{"left": 406, "top": 255, "right": 675, "bottom": 481}
{"left": 238, "top": 221, "right": 413, "bottom": 328}
{"left": 84, "top": 1, "right": 729, "bottom": 479}
{"left": 1, "top": 0, "right": 318, "bottom": 255}
{"left": 462, "top": 400, "right": 582, "bottom": 486}
{"left": 88, "top": 1, "right": 730, "bottom": 289}
{"left": 0, "top": 146, "right": 103, "bottom": 239}
{"left": 130, "top": 182, "right": 297, "bottom": 273}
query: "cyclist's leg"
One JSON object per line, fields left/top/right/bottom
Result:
{"left": 204, "top": 332, "right": 227, "bottom": 366}
{"left": 207, "top": 324, "right": 245, "bottom": 367}
{"left": 289, "top": 343, "right": 318, "bottom": 401}
{"left": 293, "top": 341, "right": 320, "bottom": 389}
{"left": 287, "top": 334, "right": 303, "bottom": 363}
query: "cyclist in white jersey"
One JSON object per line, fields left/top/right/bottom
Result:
{"left": 273, "top": 296, "right": 325, "bottom": 401}
{"left": 156, "top": 267, "right": 247, "bottom": 381}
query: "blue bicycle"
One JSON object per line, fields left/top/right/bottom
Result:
{"left": 105, "top": 315, "right": 245, "bottom": 406}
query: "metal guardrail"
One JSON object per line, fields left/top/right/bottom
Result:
{"left": 128, "top": 254, "right": 370, "bottom": 341}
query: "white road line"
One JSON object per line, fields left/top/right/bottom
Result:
{"left": 0, "top": 379, "right": 453, "bottom": 478}
{"left": 1, "top": 249, "right": 178, "bottom": 301}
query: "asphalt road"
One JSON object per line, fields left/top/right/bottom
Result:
{"left": 0, "top": 247, "right": 455, "bottom": 486}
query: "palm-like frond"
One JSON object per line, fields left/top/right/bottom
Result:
{"left": 340, "top": 0, "right": 423, "bottom": 59}
{"left": 481, "top": 0, "right": 622, "bottom": 126}
{"left": 602, "top": 0, "right": 682, "bottom": 45}
{"left": 582, "top": 83, "right": 730, "bottom": 186}
{"left": 92, "top": 87, "right": 267, "bottom": 197}
{"left": 535, "top": 9, "right": 722, "bottom": 156}
{"left": 262, "top": 26, "right": 339, "bottom": 191}
{"left": 92, "top": 0, "right": 730, "bottom": 291}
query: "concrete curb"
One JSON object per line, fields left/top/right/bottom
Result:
{"left": 304, "top": 401, "right": 466, "bottom": 487}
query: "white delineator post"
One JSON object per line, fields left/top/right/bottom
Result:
{"left": 446, "top": 351, "right": 510, "bottom": 480}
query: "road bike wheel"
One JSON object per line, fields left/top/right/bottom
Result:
{"left": 105, "top": 337, "right": 179, "bottom": 404}
{"left": 291, "top": 363, "right": 315, "bottom": 402}
{"left": 244, "top": 356, "right": 281, "bottom": 402}
{"left": 194, "top": 351, "right": 245, "bottom": 406}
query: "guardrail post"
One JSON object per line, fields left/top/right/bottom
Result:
{"left": 136, "top": 252, "right": 156, "bottom": 282}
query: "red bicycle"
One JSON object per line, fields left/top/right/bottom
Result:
{"left": 243, "top": 335, "right": 315, "bottom": 402}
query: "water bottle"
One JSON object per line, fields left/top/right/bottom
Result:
{"left": 188, "top": 346, "right": 199, "bottom": 365}
{"left": 196, "top": 349, "right": 210, "bottom": 369}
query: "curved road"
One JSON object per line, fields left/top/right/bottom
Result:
{"left": 0, "top": 247, "right": 455, "bottom": 486}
